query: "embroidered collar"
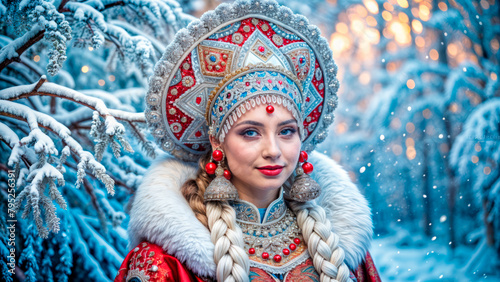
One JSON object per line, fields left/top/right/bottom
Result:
{"left": 230, "top": 188, "right": 310, "bottom": 274}
{"left": 230, "top": 188, "right": 287, "bottom": 224}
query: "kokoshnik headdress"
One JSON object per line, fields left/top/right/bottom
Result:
{"left": 145, "top": 0, "right": 339, "bottom": 161}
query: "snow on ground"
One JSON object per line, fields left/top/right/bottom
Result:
{"left": 370, "top": 230, "right": 499, "bottom": 281}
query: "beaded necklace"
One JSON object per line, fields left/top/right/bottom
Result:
{"left": 230, "top": 192, "right": 310, "bottom": 274}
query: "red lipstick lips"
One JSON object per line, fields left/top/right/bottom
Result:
{"left": 257, "top": 165, "right": 284, "bottom": 176}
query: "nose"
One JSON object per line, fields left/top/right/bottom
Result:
{"left": 262, "top": 134, "right": 281, "bottom": 160}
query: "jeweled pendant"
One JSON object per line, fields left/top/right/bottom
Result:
{"left": 287, "top": 173, "right": 321, "bottom": 202}
{"left": 204, "top": 175, "right": 238, "bottom": 201}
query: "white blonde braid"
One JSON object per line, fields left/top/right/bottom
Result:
{"left": 206, "top": 201, "right": 250, "bottom": 282}
{"left": 288, "top": 201, "right": 353, "bottom": 282}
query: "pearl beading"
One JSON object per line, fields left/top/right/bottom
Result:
{"left": 207, "top": 66, "right": 305, "bottom": 142}
{"left": 238, "top": 208, "right": 309, "bottom": 273}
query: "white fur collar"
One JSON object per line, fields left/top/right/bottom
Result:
{"left": 127, "top": 151, "right": 373, "bottom": 278}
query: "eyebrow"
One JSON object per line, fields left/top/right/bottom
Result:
{"left": 234, "top": 119, "right": 297, "bottom": 128}
{"left": 278, "top": 119, "right": 297, "bottom": 127}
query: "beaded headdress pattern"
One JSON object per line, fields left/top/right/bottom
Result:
{"left": 145, "top": 0, "right": 339, "bottom": 161}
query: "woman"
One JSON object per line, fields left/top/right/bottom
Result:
{"left": 115, "top": 0, "right": 380, "bottom": 281}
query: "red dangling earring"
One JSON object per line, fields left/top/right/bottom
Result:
{"left": 286, "top": 150, "right": 321, "bottom": 202}
{"left": 223, "top": 170, "right": 231, "bottom": 180}
{"left": 205, "top": 149, "right": 231, "bottom": 179}
{"left": 212, "top": 149, "right": 223, "bottom": 162}
{"left": 204, "top": 148, "right": 238, "bottom": 201}
{"left": 205, "top": 161, "right": 217, "bottom": 175}
{"left": 299, "top": 151, "right": 314, "bottom": 174}
{"left": 211, "top": 149, "right": 231, "bottom": 180}
{"left": 205, "top": 149, "right": 219, "bottom": 175}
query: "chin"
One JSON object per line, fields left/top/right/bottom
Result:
{"left": 255, "top": 179, "right": 287, "bottom": 191}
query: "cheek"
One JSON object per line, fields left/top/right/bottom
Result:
{"left": 284, "top": 139, "right": 302, "bottom": 164}
{"left": 224, "top": 141, "right": 256, "bottom": 172}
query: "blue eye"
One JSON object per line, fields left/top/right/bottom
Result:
{"left": 280, "top": 128, "right": 297, "bottom": 136}
{"left": 243, "top": 130, "right": 258, "bottom": 137}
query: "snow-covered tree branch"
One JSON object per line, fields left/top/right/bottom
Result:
{"left": 0, "top": 0, "right": 195, "bottom": 279}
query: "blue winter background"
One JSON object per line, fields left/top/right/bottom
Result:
{"left": 0, "top": 0, "right": 498, "bottom": 281}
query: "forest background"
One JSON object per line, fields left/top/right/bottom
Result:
{"left": 0, "top": 0, "right": 498, "bottom": 281}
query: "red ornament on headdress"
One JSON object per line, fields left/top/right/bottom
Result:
{"left": 266, "top": 105, "right": 274, "bottom": 114}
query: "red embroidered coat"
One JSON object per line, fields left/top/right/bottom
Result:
{"left": 115, "top": 241, "right": 380, "bottom": 282}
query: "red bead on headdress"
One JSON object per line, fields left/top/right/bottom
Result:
{"left": 266, "top": 104, "right": 274, "bottom": 114}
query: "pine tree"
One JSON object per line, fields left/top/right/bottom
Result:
{"left": 0, "top": 211, "right": 14, "bottom": 282}
{"left": 41, "top": 245, "right": 54, "bottom": 282}
{"left": 55, "top": 215, "right": 72, "bottom": 282}
{"left": 18, "top": 223, "right": 39, "bottom": 282}
{"left": 0, "top": 0, "right": 194, "bottom": 279}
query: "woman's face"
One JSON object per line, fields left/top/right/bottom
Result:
{"left": 217, "top": 103, "right": 301, "bottom": 201}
